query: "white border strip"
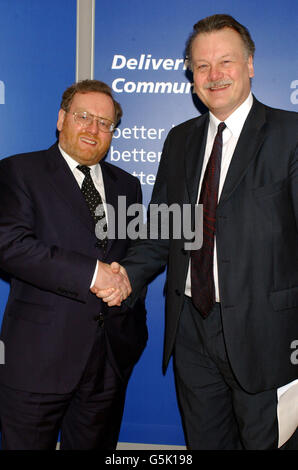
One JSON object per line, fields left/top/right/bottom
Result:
{"left": 90, "top": 0, "right": 95, "bottom": 79}
{"left": 116, "top": 443, "right": 187, "bottom": 450}
{"left": 76, "top": 0, "right": 95, "bottom": 81}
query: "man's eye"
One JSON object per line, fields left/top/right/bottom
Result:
{"left": 196, "top": 64, "right": 208, "bottom": 70}
{"left": 76, "top": 113, "right": 87, "bottom": 121}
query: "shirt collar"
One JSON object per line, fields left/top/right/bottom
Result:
{"left": 209, "top": 92, "right": 253, "bottom": 139}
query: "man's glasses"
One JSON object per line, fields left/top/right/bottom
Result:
{"left": 72, "top": 111, "right": 115, "bottom": 133}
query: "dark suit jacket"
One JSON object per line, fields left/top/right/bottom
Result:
{"left": 0, "top": 143, "right": 147, "bottom": 394}
{"left": 123, "top": 96, "right": 298, "bottom": 394}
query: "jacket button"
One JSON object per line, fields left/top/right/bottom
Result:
{"left": 94, "top": 314, "right": 104, "bottom": 327}
{"left": 175, "top": 289, "right": 181, "bottom": 296}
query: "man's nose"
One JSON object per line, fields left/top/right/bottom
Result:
{"left": 208, "top": 65, "right": 224, "bottom": 82}
{"left": 86, "top": 118, "right": 100, "bottom": 134}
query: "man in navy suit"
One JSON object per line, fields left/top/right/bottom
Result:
{"left": 0, "top": 79, "right": 147, "bottom": 449}
{"left": 98, "top": 15, "right": 298, "bottom": 449}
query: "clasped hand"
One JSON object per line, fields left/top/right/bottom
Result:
{"left": 90, "top": 261, "right": 131, "bottom": 306}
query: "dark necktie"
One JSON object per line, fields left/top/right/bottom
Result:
{"left": 77, "top": 165, "right": 108, "bottom": 250}
{"left": 191, "top": 122, "right": 226, "bottom": 317}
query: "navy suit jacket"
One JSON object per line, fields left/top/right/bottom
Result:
{"left": 123, "top": 96, "right": 298, "bottom": 393}
{"left": 0, "top": 143, "right": 147, "bottom": 393}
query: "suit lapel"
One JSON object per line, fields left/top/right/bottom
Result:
{"left": 45, "top": 143, "right": 95, "bottom": 232}
{"left": 184, "top": 113, "right": 209, "bottom": 205}
{"left": 219, "top": 97, "right": 267, "bottom": 206}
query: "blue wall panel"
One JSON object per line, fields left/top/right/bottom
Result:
{"left": 0, "top": 0, "right": 76, "bottom": 158}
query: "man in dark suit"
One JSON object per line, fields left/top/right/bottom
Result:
{"left": 0, "top": 79, "right": 147, "bottom": 449}
{"left": 97, "top": 15, "right": 298, "bottom": 449}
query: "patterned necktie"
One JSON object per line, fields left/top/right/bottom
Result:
{"left": 77, "top": 165, "right": 108, "bottom": 250}
{"left": 191, "top": 122, "right": 226, "bottom": 317}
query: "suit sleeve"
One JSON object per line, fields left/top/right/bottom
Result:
{"left": 0, "top": 158, "right": 96, "bottom": 302}
{"left": 122, "top": 132, "right": 172, "bottom": 304}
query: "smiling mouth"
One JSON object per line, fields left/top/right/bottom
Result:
{"left": 80, "top": 136, "right": 97, "bottom": 146}
{"left": 209, "top": 84, "right": 231, "bottom": 91}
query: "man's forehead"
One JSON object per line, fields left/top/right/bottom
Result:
{"left": 70, "top": 91, "right": 113, "bottom": 107}
{"left": 192, "top": 28, "right": 247, "bottom": 58}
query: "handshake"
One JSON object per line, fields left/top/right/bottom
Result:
{"left": 90, "top": 260, "right": 131, "bottom": 307}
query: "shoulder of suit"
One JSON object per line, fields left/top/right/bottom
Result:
{"left": 263, "top": 107, "right": 298, "bottom": 139}
{"left": 167, "top": 113, "right": 207, "bottom": 137}
{"left": 254, "top": 97, "right": 298, "bottom": 127}
{"left": 265, "top": 106, "right": 298, "bottom": 123}
{"left": 0, "top": 146, "right": 49, "bottom": 170}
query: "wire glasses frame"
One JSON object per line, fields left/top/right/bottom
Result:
{"left": 72, "top": 111, "right": 115, "bottom": 133}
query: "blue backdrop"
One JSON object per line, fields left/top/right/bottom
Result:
{"left": 0, "top": 0, "right": 297, "bottom": 446}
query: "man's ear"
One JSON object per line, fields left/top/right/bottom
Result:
{"left": 57, "top": 109, "right": 66, "bottom": 132}
{"left": 248, "top": 55, "right": 254, "bottom": 79}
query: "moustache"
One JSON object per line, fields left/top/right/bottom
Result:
{"left": 203, "top": 79, "right": 233, "bottom": 89}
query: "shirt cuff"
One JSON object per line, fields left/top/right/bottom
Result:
{"left": 90, "top": 261, "right": 99, "bottom": 288}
